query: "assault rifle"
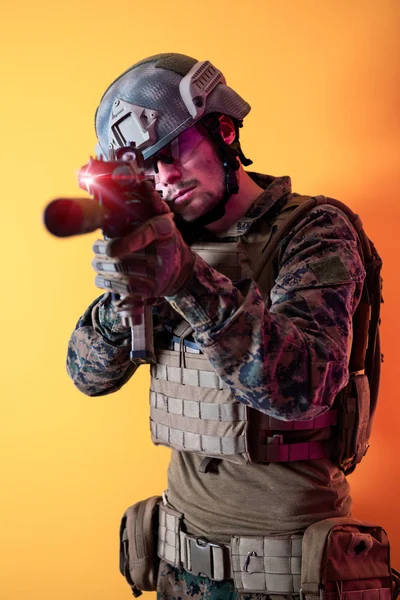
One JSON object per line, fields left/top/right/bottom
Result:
{"left": 44, "top": 146, "right": 156, "bottom": 364}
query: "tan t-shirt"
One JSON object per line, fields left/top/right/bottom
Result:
{"left": 167, "top": 450, "right": 352, "bottom": 544}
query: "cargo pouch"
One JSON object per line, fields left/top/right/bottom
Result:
{"left": 335, "top": 373, "right": 370, "bottom": 475}
{"left": 301, "top": 517, "right": 398, "bottom": 600}
{"left": 119, "top": 495, "right": 162, "bottom": 597}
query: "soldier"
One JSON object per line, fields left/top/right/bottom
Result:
{"left": 67, "top": 53, "right": 379, "bottom": 599}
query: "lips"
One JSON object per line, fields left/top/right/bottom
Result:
{"left": 170, "top": 187, "right": 195, "bottom": 204}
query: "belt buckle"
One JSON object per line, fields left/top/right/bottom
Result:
{"left": 186, "top": 536, "right": 220, "bottom": 580}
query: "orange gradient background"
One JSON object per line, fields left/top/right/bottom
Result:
{"left": 1, "top": 1, "right": 399, "bottom": 598}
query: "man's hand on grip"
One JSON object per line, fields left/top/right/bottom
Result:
{"left": 92, "top": 212, "right": 196, "bottom": 299}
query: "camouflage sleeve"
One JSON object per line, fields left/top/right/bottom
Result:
{"left": 166, "top": 205, "right": 366, "bottom": 421}
{"left": 66, "top": 293, "right": 138, "bottom": 396}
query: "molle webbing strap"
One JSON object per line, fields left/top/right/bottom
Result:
{"left": 256, "top": 412, "right": 337, "bottom": 462}
{"left": 231, "top": 535, "right": 302, "bottom": 593}
{"left": 150, "top": 354, "right": 247, "bottom": 459}
{"left": 150, "top": 420, "right": 247, "bottom": 456}
{"left": 258, "top": 440, "right": 330, "bottom": 462}
{"left": 152, "top": 360, "right": 229, "bottom": 389}
{"left": 151, "top": 391, "right": 246, "bottom": 421}
{"left": 158, "top": 502, "right": 182, "bottom": 568}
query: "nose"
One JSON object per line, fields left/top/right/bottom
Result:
{"left": 156, "top": 160, "right": 182, "bottom": 186}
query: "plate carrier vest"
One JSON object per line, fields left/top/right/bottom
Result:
{"left": 150, "top": 195, "right": 383, "bottom": 475}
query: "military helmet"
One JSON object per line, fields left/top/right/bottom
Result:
{"left": 95, "top": 53, "right": 251, "bottom": 162}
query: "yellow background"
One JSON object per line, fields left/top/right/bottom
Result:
{"left": 1, "top": 1, "right": 399, "bottom": 598}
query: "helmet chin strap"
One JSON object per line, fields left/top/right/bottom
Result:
{"left": 174, "top": 115, "right": 252, "bottom": 243}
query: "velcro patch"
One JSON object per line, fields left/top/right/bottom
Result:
{"left": 309, "top": 255, "right": 351, "bottom": 284}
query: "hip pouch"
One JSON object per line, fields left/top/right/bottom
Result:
{"left": 119, "top": 495, "right": 162, "bottom": 597}
{"left": 301, "top": 517, "right": 398, "bottom": 600}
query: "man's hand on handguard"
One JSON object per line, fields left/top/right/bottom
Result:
{"left": 92, "top": 185, "right": 195, "bottom": 303}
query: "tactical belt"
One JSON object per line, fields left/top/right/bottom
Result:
{"left": 158, "top": 502, "right": 302, "bottom": 594}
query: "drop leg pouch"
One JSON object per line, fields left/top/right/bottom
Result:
{"left": 119, "top": 495, "right": 162, "bottom": 597}
{"left": 300, "top": 517, "right": 397, "bottom": 600}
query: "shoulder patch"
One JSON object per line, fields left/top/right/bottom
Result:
{"left": 309, "top": 255, "right": 351, "bottom": 284}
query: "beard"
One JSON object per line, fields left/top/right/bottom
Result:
{"left": 174, "top": 190, "right": 221, "bottom": 222}
{"left": 172, "top": 183, "right": 229, "bottom": 244}
{"left": 169, "top": 173, "right": 226, "bottom": 223}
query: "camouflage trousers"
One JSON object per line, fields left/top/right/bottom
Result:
{"left": 156, "top": 559, "right": 297, "bottom": 600}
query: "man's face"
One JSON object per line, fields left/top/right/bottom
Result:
{"left": 148, "top": 125, "right": 225, "bottom": 222}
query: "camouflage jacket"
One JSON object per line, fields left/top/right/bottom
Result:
{"left": 67, "top": 172, "right": 366, "bottom": 421}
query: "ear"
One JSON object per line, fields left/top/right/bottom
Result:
{"left": 218, "top": 115, "right": 236, "bottom": 145}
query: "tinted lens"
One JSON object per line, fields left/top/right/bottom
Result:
{"left": 143, "top": 125, "right": 205, "bottom": 175}
{"left": 172, "top": 126, "right": 204, "bottom": 163}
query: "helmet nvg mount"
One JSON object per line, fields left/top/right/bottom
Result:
{"left": 94, "top": 53, "right": 252, "bottom": 232}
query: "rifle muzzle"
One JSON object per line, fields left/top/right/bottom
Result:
{"left": 44, "top": 197, "right": 106, "bottom": 237}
